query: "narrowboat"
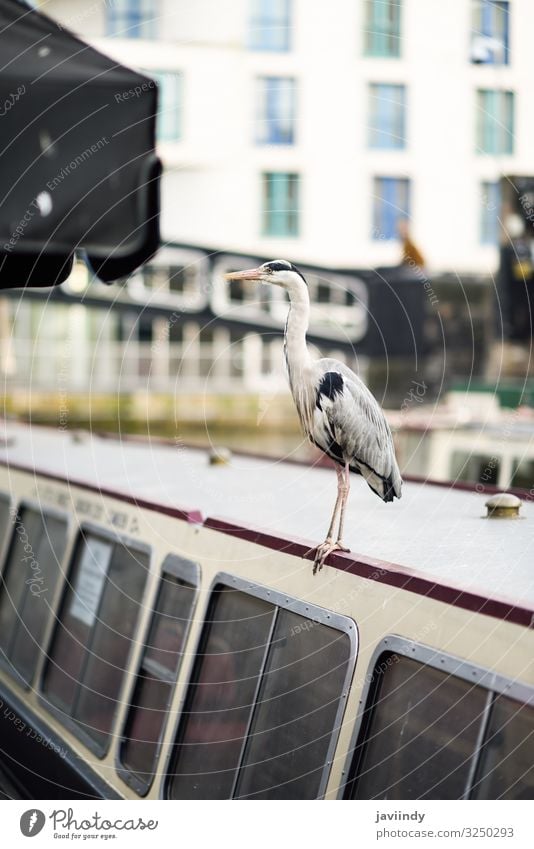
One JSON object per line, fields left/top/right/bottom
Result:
{"left": 0, "top": 421, "right": 532, "bottom": 800}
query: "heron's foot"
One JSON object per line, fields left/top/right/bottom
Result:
{"left": 311, "top": 539, "right": 350, "bottom": 575}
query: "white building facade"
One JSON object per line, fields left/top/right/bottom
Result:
{"left": 40, "top": 0, "right": 534, "bottom": 276}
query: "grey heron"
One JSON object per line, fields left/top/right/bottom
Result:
{"left": 225, "top": 259, "right": 402, "bottom": 574}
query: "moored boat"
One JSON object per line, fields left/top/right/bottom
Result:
{"left": 0, "top": 421, "right": 532, "bottom": 799}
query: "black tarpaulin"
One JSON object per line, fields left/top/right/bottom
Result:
{"left": 0, "top": 0, "right": 161, "bottom": 288}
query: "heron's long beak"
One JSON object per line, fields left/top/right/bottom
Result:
{"left": 224, "top": 267, "right": 264, "bottom": 281}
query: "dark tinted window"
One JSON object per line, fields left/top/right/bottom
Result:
{"left": 168, "top": 584, "right": 353, "bottom": 799}
{"left": 168, "top": 587, "right": 275, "bottom": 799}
{"left": 0, "top": 507, "right": 67, "bottom": 685}
{"left": 472, "top": 694, "right": 534, "bottom": 800}
{"left": 43, "top": 531, "right": 149, "bottom": 753}
{"left": 511, "top": 458, "right": 534, "bottom": 490}
{"left": 0, "top": 758, "right": 26, "bottom": 800}
{"left": 0, "top": 496, "right": 11, "bottom": 553}
{"left": 451, "top": 451, "right": 500, "bottom": 485}
{"left": 235, "top": 609, "right": 350, "bottom": 799}
{"left": 120, "top": 558, "right": 198, "bottom": 789}
{"left": 349, "top": 654, "right": 487, "bottom": 799}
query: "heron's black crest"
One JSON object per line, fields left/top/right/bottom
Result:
{"left": 263, "top": 259, "right": 307, "bottom": 285}
{"left": 265, "top": 260, "right": 292, "bottom": 272}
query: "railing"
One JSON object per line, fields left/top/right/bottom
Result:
{"left": 2, "top": 339, "right": 290, "bottom": 394}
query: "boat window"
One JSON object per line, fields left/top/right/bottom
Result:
{"left": 348, "top": 654, "right": 487, "bottom": 799}
{"left": 451, "top": 451, "right": 500, "bottom": 485}
{"left": 168, "top": 586, "right": 275, "bottom": 799}
{"left": 235, "top": 608, "right": 350, "bottom": 799}
{"left": 471, "top": 694, "right": 534, "bottom": 800}
{"left": 167, "top": 582, "right": 353, "bottom": 799}
{"left": 0, "top": 758, "right": 26, "bottom": 800}
{"left": 0, "top": 507, "right": 68, "bottom": 686}
{"left": 212, "top": 256, "right": 272, "bottom": 319}
{"left": 168, "top": 265, "right": 198, "bottom": 298}
{"left": 511, "top": 458, "right": 534, "bottom": 490}
{"left": 0, "top": 495, "right": 11, "bottom": 553}
{"left": 43, "top": 530, "right": 149, "bottom": 754}
{"left": 142, "top": 263, "right": 201, "bottom": 301}
{"left": 119, "top": 555, "right": 199, "bottom": 792}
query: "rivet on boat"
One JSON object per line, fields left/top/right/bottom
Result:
{"left": 485, "top": 492, "right": 522, "bottom": 519}
{"left": 208, "top": 446, "right": 231, "bottom": 466}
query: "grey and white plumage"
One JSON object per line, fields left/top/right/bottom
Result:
{"left": 225, "top": 259, "right": 402, "bottom": 573}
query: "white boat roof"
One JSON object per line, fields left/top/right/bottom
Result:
{"left": 1, "top": 421, "right": 533, "bottom": 615}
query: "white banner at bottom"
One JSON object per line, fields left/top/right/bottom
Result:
{"left": 3, "top": 799, "right": 533, "bottom": 848}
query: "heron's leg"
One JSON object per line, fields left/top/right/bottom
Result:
{"left": 335, "top": 462, "right": 351, "bottom": 545}
{"left": 325, "top": 465, "right": 344, "bottom": 540}
{"left": 312, "top": 464, "right": 350, "bottom": 575}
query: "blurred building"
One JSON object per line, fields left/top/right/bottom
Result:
{"left": 2, "top": 0, "right": 531, "bottom": 441}
{"left": 41, "top": 0, "right": 533, "bottom": 274}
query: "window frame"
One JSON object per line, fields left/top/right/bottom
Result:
{"left": 145, "top": 69, "right": 183, "bottom": 143}
{"left": 116, "top": 553, "right": 200, "bottom": 796}
{"left": 106, "top": 0, "right": 157, "bottom": 39}
{"left": 480, "top": 180, "right": 501, "bottom": 245}
{"left": 470, "top": 0, "right": 510, "bottom": 66}
{"left": 261, "top": 171, "right": 300, "bottom": 237}
{"left": 127, "top": 247, "right": 209, "bottom": 311}
{"left": 363, "top": 0, "right": 402, "bottom": 59}
{"left": 476, "top": 88, "right": 514, "bottom": 155}
{"left": 372, "top": 176, "right": 411, "bottom": 241}
{"left": 368, "top": 82, "right": 406, "bottom": 150}
{"left": 255, "top": 75, "right": 296, "bottom": 145}
{"left": 211, "top": 253, "right": 275, "bottom": 322}
{"left": 39, "top": 522, "right": 152, "bottom": 759}
{"left": 0, "top": 499, "right": 72, "bottom": 690}
{"left": 340, "top": 635, "right": 534, "bottom": 799}
{"left": 211, "top": 257, "right": 368, "bottom": 343}
{"left": 248, "top": 0, "right": 292, "bottom": 52}
{"left": 161, "top": 571, "right": 358, "bottom": 800}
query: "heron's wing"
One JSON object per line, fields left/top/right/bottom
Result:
{"left": 313, "top": 363, "right": 402, "bottom": 500}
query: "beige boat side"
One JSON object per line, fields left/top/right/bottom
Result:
{"left": 0, "top": 421, "right": 532, "bottom": 800}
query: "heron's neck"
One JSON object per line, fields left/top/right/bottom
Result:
{"left": 284, "top": 281, "right": 312, "bottom": 381}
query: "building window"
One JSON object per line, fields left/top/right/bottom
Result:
{"left": 119, "top": 556, "right": 198, "bottom": 793}
{"left": 480, "top": 181, "right": 501, "bottom": 244}
{"left": 167, "top": 581, "right": 354, "bottom": 799}
{"left": 249, "top": 0, "right": 292, "bottom": 51}
{"left": 373, "top": 177, "right": 411, "bottom": 240}
{"left": 256, "top": 77, "right": 296, "bottom": 145}
{"left": 0, "top": 507, "right": 68, "bottom": 686}
{"left": 106, "top": 0, "right": 156, "bottom": 39}
{"left": 43, "top": 530, "right": 149, "bottom": 754}
{"left": 471, "top": 1, "right": 510, "bottom": 65}
{"left": 476, "top": 90, "right": 514, "bottom": 155}
{"left": 368, "top": 83, "right": 406, "bottom": 149}
{"left": 262, "top": 173, "right": 300, "bottom": 237}
{"left": 150, "top": 72, "right": 182, "bottom": 142}
{"left": 364, "top": 0, "right": 401, "bottom": 58}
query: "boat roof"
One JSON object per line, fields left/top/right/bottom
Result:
{"left": 1, "top": 421, "right": 533, "bottom": 621}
